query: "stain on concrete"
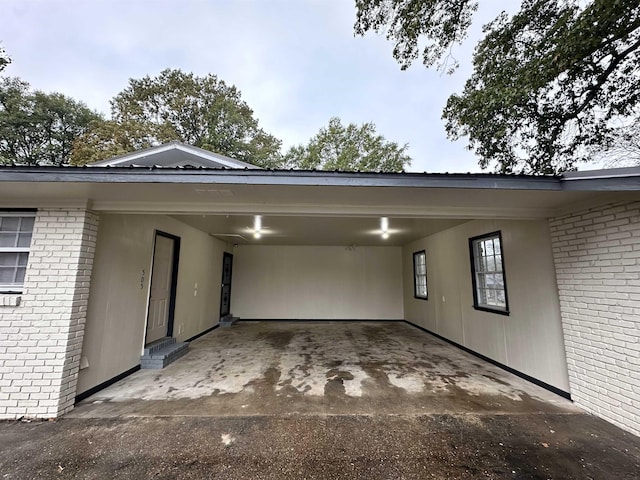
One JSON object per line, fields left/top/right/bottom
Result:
{"left": 324, "top": 369, "right": 356, "bottom": 396}
{"left": 257, "top": 329, "right": 294, "bottom": 349}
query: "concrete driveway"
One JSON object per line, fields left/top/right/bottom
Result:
{"left": 2, "top": 321, "right": 640, "bottom": 479}
{"left": 69, "top": 321, "right": 574, "bottom": 417}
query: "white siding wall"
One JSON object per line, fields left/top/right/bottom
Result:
{"left": 550, "top": 201, "right": 640, "bottom": 436}
{"left": 76, "top": 214, "right": 228, "bottom": 396}
{"left": 0, "top": 209, "right": 98, "bottom": 418}
{"left": 231, "top": 245, "right": 404, "bottom": 320}
{"left": 403, "top": 219, "right": 570, "bottom": 392}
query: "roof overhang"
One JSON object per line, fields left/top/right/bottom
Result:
{"left": 2, "top": 165, "right": 640, "bottom": 189}
{"left": 1, "top": 166, "right": 638, "bottom": 245}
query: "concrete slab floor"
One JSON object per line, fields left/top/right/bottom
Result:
{"left": 3, "top": 322, "right": 640, "bottom": 479}
{"left": 70, "top": 321, "right": 577, "bottom": 418}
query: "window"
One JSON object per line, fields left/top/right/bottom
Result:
{"left": 0, "top": 213, "right": 35, "bottom": 292}
{"left": 469, "top": 231, "right": 509, "bottom": 315}
{"left": 413, "top": 250, "right": 428, "bottom": 300}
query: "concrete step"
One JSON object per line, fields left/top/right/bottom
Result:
{"left": 220, "top": 315, "right": 239, "bottom": 328}
{"left": 141, "top": 339, "right": 188, "bottom": 369}
{"left": 143, "top": 337, "right": 176, "bottom": 356}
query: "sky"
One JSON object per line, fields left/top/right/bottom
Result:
{"left": 1, "top": 0, "right": 524, "bottom": 173}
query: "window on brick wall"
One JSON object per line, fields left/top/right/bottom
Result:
{"left": 469, "top": 231, "right": 509, "bottom": 315}
{"left": 413, "top": 250, "right": 428, "bottom": 300}
{"left": 0, "top": 213, "right": 35, "bottom": 293}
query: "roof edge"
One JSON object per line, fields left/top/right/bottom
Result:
{"left": 0, "top": 164, "right": 639, "bottom": 191}
{"left": 0, "top": 166, "right": 563, "bottom": 190}
{"left": 561, "top": 165, "right": 640, "bottom": 180}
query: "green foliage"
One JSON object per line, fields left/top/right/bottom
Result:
{"left": 356, "top": 0, "right": 640, "bottom": 174}
{"left": 0, "top": 45, "right": 10, "bottom": 72}
{"left": 0, "top": 78, "right": 101, "bottom": 166}
{"left": 445, "top": 0, "right": 640, "bottom": 173}
{"left": 72, "top": 69, "right": 283, "bottom": 167}
{"left": 69, "top": 119, "right": 155, "bottom": 165}
{"left": 354, "top": 0, "right": 478, "bottom": 72}
{"left": 283, "top": 117, "right": 411, "bottom": 172}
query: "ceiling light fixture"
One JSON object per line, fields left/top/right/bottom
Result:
{"left": 253, "top": 215, "right": 262, "bottom": 239}
{"left": 381, "top": 217, "right": 389, "bottom": 239}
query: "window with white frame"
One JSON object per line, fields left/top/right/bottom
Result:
{"left": 413, "top": 250, "right": 428, "bottom": 300}
{"left": 469, "top": 231, "right": 509, "bottom": 314}
{"left": 0, "top": 213, "right": 35, "bottom": 292}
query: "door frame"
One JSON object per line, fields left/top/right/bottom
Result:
{"left": 144, "top": 230, "right": 181, "bottom": 344}
{"left": 220, "top": 251, "right": 233, "bottom": 318}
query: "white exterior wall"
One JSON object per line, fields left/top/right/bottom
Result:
{"left": 231, "top": 245, "right": 404, "bottom": 320}
{"left": 77, "top": 214, "right": 228, "bottom": 396}
{"left": 403, "top": 219, "right": 570, "bottom": 392}
{"left": 550, "top": 201, "right": 640, "bottom": 436}
{"left": 0, "top": 209, "right": 98, "bottom": 418}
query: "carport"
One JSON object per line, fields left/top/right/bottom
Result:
{"left": 2, "top": 149, "right": 640, "bottom": 438}
{"left": 62, "top": 170, "right": 592, "bottom": 404}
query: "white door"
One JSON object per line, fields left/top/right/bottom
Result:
{"left": 146, "top": 234, "right": 175, "bottom": 345}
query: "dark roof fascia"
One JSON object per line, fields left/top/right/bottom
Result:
{"left": 560, "top": 168, "right": 640, "bottom": 191}
{"left": 0, "top": 166, "right": 564, "bottom": 191}
{"left": 2, "top": 166, "right": 640, "bottom": 190}
{"left": 561, "top": 166, "right": 640, "bottom": 179}
{"left": 560, "top": 177, "right": 640, "bottom": 191}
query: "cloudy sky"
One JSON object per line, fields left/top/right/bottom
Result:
{"left": 1, "top": 0, "right": 522, "bottom": 173}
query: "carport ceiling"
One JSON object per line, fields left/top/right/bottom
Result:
{"left": 174, "top": 214, "right": 469, "bottom": 246}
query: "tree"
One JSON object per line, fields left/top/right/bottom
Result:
{"left": 0, "top": 77, "right": 101, "bottom": 166}
{"left": 72, "top": 69, "right": 283, "bottom": 167}
{"left": 283, "top": 117, "right": 411, "bottom": 172}
{"left": 0, "top": 45, "right": 10, "bottom": 73}
{"left": 354, "top": 0, "right": 477, "bottom": 72}
{"left": 592, "top": 120, "right": 640, "bottom": 168}
{"left": 355, "top": 1, "right": 640, "bottom": 174}
{"left": 69, "top": 119, "right": 155, "bottom": 165}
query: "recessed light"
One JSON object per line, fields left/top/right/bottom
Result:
{"left": 253, "top": 216, "right": 263, "bottom": 239}
{"left": 381, "top": 217, "right": 390, "bottom": 238}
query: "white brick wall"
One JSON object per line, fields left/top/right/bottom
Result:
{"left": 550, "top": 201, "right": 640, "bottom": 436}
{"left": 0, "top": 209, "right": 98, "bottom": 418}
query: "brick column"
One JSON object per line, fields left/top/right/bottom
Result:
{"left": 0, "top": 208, "right": 98, "bottom": 418}
{"left": 549, "top": 201, "right": 640, "bottom": 436}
